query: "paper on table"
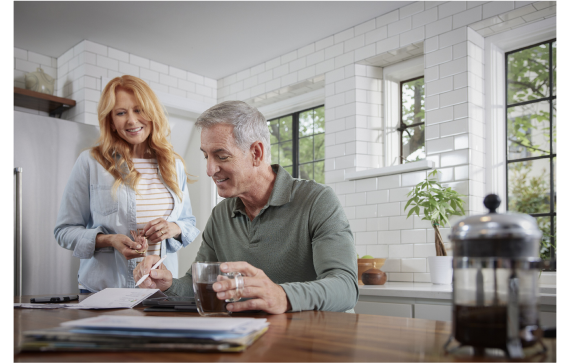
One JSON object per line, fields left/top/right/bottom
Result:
{"left": 62, "top": 315, "right": 269, "bottom": 334}
{"left": 14, "top": 303, "right": 67, "bottom": 309}
{"left": 64, "top": 288, "right": 166, "bottom": 309}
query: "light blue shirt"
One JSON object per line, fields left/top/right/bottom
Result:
{"left": 54, "top": 150, "right": 200, "bottom": 292}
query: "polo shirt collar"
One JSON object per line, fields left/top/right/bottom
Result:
{"left": 231, "top": 164, "right": 294, "bottom": 217}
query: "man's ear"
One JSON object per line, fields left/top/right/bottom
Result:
{"left": 250, "top": 141, "right": 264, "bottom": 167}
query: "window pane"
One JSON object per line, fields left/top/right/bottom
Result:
{"left": 314, "top": 133, "right": 325, "bottom": 160}
{"left": 552, "top": 41, "right": 556, "bottom": 96}
{"left": 299, "top": 136, "right": 313, "bottom": 164}
{"left": 552, "top": 99, "right": 556, "bottom": 154}
{"left": 314, "top": 161, "right": 325, "bottom": 184}
{"left": 402, "top": 78, "right": 425, "bottom": 126}
{"left": 271, "top": 144, "right": 279, "bottom": 164}
{"left": 508, "top": 159, "right": 550, "bottom": 214}
{"left": 402, "top": 124, "right": 425, "bottom": 163}
{"left": 284, "top": 166, "right": 293, "bottom": 176}
{"left": 299, "top": 109, "right": 314, "bottom": 137}
{"left": 299, "top": 163, "right": 313, "bottom": 180}
{"left": 553, "top": 156, "right": 556, "bottom": 211}
{"left": 279, "top": 141, "right": 293, "bottom": 167}
{"left": 507, "top": 43, "right": 550, "bottom": 105}
{"left": 268, "top": 119, "right": 279, "bottom": 143}
{"left": 537, "top": 216, "right": 552, "bottom": 260}
{"left": 553, "top": 215, "right": 557, "bottom": 258}
{"left": 507, "top": 101, "right": 551, "bottom": 159}
{"left": 314, "top": 106, "right": 325, "bottom": 134}
{"left": 279, "top": 116, "right": 293, "bottom": 141}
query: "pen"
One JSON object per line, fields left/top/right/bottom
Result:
{"left": 135, "top": 256, "right": 167, "bottom": 287}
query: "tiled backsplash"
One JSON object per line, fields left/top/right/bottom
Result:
{"left": 340, "top": 170, "right": 455, "bottom": 282}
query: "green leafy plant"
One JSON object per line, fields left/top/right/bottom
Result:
{"left": 404, "top": 170, "right": 466, "bottom": 256}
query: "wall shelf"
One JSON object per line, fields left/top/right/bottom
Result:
{"left": 345, "top": 159, "right": 435, "bottom": 181}
{"left": 14, "top": 87, "right": 76, "bottom": 118}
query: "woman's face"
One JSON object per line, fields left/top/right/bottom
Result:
{"left": 110, "top": 87, "right": 152, "bottom": 147}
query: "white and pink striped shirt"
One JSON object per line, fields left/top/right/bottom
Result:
{"left": 133, "top": 158, "right": 174, "bottom": 257}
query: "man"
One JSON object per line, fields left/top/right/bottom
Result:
{"left": 134, "top": 101, "right": 358, "bottom": 314}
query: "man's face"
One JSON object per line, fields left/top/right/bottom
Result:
{"left": 200, "top": 124, "right": 254, "bottom": 199}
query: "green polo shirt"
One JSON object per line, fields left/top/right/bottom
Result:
{"left": 166, "top": 165, "right": 359, "bottom": 312}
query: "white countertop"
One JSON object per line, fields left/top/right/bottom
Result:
{"left": 358, "top": 282, "right": 556, "bottom": 305}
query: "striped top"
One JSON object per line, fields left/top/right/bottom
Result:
{"left": 133, "top": 158, "right": 174, "bottom": 257}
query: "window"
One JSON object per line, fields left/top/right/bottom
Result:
{"left": 267, "top": 105, "right": 325, "bottom": 183}
{"left": 398, "top": 76, "right": 425, "bottom": 163}
{"left": 505, "top": 39, "right": 556, "bottom": 264}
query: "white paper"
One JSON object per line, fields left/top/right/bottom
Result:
{"left": 64, "top": 288, "right": 166, "bottom": 309}
{"left": 62, "top": 315, "right": 268, "bottom": 333}
{"left": 14, "top": 303, "right": 66, "bottom": 309}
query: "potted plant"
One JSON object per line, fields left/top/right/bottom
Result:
{"left": 404, "top": 169, "right": 466, "bottom": 284}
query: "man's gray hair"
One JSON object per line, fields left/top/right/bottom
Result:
{"left": 196, "top": 101, "right": 271, "bottom": 163}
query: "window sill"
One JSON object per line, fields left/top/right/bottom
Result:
{"left": 345, "top": 160, "right": 435, "bottom": 181}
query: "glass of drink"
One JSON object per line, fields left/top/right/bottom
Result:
{"left": 191, "top": 262, "right": 244, "bottom": 316}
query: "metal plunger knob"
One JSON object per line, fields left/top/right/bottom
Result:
{"left": 483, "top": 194, "right": 501, "bottom": 214}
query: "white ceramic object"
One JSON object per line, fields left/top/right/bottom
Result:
{"left": 25, "top": 67, "right": 55, "bottom": 95}
{"left": 428, "top": 256, "right": 453, "bottom": 285}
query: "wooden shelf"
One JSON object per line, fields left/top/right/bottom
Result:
{"left": 14, "top": 87, "right": 76, "bottom": 117}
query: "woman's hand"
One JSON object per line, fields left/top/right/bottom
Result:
{"left": 142, "top": 218, "right": 181, "bottom": 243}
{"left": 95, "top": 234, "right": 148, "bottom": 260}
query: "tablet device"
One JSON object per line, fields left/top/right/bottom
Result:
{"left": 142, "top": 296, "right": 197, "bottom": 312}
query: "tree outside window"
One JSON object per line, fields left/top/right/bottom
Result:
{"left": 399, "top": 76, "right": 425, "bottom": 163}
{"left": 267, "top": 106, "right": 325, "bottom": 183}
{"left": 506, "top": 39, "right": 556, "bottom": 266}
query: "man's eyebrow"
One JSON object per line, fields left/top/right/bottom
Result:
{"left": 200, "top": 148, "right": 228, "bottom": 154}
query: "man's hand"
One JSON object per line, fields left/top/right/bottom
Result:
{"left": 212, "top": 262, "right": 292, "bottom": 314}
{"left": 143, "top": 218, "right": 181, "bottom": 243}
{"left": 133, "top": 255, "right": 173, "bottom": 291}
{"left": 96, "top": 234, "right": 148, "bottom": 260}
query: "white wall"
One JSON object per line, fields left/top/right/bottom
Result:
{"left": 178, "top": 125, "right": 212, "bottom": 276}
{"left": 215, "top": 1, "right": 556, "bottom": 282}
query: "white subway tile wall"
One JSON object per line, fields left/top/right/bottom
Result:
{"left": 14, "top": 49, "right": 58, "bottom": 117}
{"left": 14, "top": 2, "right": 553, "bottom": 281}
{"left": 16, "top": 40, "right": 217, "bottom": 125}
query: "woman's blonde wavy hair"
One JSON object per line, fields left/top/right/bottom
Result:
{"left": 91, "top": 75, "right": 190, "bottom": 201}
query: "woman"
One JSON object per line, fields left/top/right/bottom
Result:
{"left": 54, "top": 75, "right": 200, "bottom": 293}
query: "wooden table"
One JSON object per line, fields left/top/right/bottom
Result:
{"left": 14, "top": 294, "right": 555, "bottom": 362}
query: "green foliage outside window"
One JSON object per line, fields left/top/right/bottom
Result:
{"left": 400, "top": 77, "right": 425, "bottom": 163}
{"left": 267, "top": 106, "right": 325, "bottom": 184}
{"left": 506, "top": 40, "right": 556, "bottom": 263}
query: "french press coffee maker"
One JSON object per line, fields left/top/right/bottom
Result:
{"left": 446, "top": 194, "right": 546, "bottom": 358}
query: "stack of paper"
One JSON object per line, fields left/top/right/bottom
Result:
{"left": 21, "top": 315, "right": 269, "bottom": 352}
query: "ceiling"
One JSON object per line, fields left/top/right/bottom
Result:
{"left": 14, "top": 1, "right": 412, "bottom": 80}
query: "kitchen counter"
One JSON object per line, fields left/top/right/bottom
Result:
{"left": 356, "top": 282, "right": 556, "bottom": 324}
{"left": 358, "top": 282, "right": 556, "bottom": 305}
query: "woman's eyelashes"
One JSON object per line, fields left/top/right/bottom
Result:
{"left": 115, "top": 109, "right": 141, "bottom": 116}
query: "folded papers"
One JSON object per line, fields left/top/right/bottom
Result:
{"left": 21, "top": 315, "right": 269, "bottom": 353}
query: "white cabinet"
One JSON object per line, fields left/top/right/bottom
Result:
{"left": 415, "top": 303, "right": 452, "bottom": 321}
{"left": 355, "top": 301, "right": 412, "bottom": 318}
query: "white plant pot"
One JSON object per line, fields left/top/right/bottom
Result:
{"left": 428, "top": 256, "right": 453, "bottom": 285}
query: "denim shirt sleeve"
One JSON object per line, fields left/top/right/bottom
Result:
{"left": 166, "top": 160, "right": 200, "bottom": 254}
{"left": 54, "top": 151, "right": 110, "bottom": 259}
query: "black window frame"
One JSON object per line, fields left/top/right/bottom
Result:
{"left": 267, "top": 104, "right": 325, "bottom": 180}
{"left": 398, "top": 75, "right": 425, "bottom": 164}
{"left": 505, "top": 38, "right": 556, "bottom": 268}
